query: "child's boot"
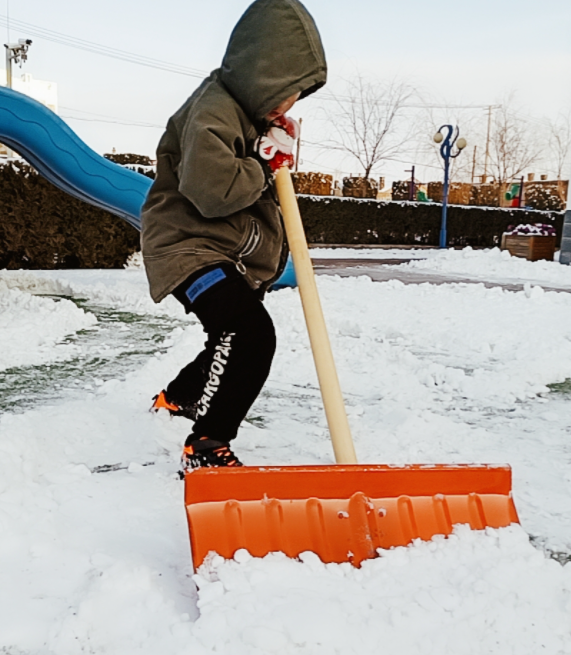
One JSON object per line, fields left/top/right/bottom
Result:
{"left": 181, "top": 435, "right": 243, "bottom": 470}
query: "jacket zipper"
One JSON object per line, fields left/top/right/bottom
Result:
{"left": 235, "top": 220, "right": 260, "bottom": 274}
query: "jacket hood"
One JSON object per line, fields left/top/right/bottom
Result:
{"left": 219, "top": 0, "right": 327, "bottom": 123}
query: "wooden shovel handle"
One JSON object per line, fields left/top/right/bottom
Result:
{"left": 274, "top": 167, "right": 358, "bottom": 465}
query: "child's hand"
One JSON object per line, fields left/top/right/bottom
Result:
{"left": 255, "top": 116, "right": 300, "bottom": 173}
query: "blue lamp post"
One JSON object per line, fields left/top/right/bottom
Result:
{"left": 434, "top": 125, "right": 467, "bottom": 248}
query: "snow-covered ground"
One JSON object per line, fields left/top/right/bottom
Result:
{"left": 310, "top": 246, "right": 431, "bottom": 260}
{"left": 395, "top": 247, "right": 571, "bottom": 289}
{"left": 311, "top": 245, "right": 571, "bottom": 290}
{"left": 1, "top": 249, "right": 571, "bottom": 654}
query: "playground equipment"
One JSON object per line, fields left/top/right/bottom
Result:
{"left": 0, "top": 86, "right": 147, "bottom": 228}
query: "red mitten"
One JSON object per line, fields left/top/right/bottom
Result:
{"left": 266, "top": 152, "right": 294, "bottom": 172}
{"left": 255, "top": 115, "right": 300, "bottom": 173}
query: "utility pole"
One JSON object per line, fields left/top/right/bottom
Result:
{"left": 3, "top": 39, "right": 31, "bottom": 158}
{"left": 471, "top": 145, "right": 477, "bottom": 184}
{"left": 482, "top": 105, "right": 500, "bottom": 183}
{"left": 405, "top": 165, "right": 415, "bottom": 200}
{"left": 517, "top": 175, "right": 524, "bottom": 208}
{"left": 294, "top": 117, "right": 303, "bottom": 173}
{"left": 482, "top": 106, "right": 493, "bottom": 183}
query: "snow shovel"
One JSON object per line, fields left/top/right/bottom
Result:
{"left": 183, "top": 167, "right": 519, "bottom": 570}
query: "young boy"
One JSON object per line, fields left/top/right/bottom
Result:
{"left": 141, "top": 0, "right": 327, "bottom": 469}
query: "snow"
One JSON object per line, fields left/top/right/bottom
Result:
{"left": 0, "top": 279, "right": 97, "bottom": 371}
{"left": 310, "top": 246, "right": 431, "bottom": 259}
{"left": 505, "top": 223, "right": 557, "bottom": 236}
{"left": 396, "top": 246, "right": 571, "bottom": 289}
{"left": 1, "top": 251, "right": 570, "bottom": 654}
{"left": 192, "top": 530, "right": 571, "bottom": 654}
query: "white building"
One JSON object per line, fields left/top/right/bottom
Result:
{"left": 1, "top": 71, "right": 58, "bottom": 156}
{"left": 1, "top": 70, "right": 58, "bottom": 112}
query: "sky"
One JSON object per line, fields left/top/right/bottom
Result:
{"left": 2, "top": 0, "right": 571, "bottom": 183}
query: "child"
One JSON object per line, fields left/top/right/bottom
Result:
{"left": 141, "top": 0, "right": 327, "bottom": 469}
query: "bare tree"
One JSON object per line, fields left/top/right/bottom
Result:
{"left": 547, "top": 111, "right": 571, "bottom": 180}
{"left": 488, "top": 102, "right": 541, "bottom": 184}
{"left": 325, "top": 76, "right": 415, "bottom": 179}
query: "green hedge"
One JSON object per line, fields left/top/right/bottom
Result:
{"left": 298, "top": 196, "right": 564, "bottom": 247}
{"left": 0, "top": 163, "right": 565, "bottom": 271}
{"left": 0, "top": 162, "right": 139, "bottom": 269}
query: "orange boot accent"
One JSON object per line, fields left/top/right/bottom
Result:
{"left": 151, "top": 390, "right": 181, "bottom": 413}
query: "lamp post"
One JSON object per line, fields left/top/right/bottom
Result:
{"left": 434, "top": 125, "right": 467, "bottom": 248}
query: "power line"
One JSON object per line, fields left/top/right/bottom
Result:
{"left": 298, "top": 157, "right": 344, "bottom": 173}
{"left": 311, "top": 90, "right": 492, "bottom": 110}
{"left": 301, "top": 139, "right": 346, "bottom": 152}
{"left": 61, "top": 114, "right": 164, "bottom": 128}
{"left": 0, "top": 16, "right": 208, "bottom": 78}
{"left": 60, "top": 105, "right": 164, "bottom": 128}
{"left": 1, "top": 15, "right": 501, "bottom": 117}
{"left": 0, "top": 16, "right": 495, "bottom": 111}
{"left": 301, "top": 140, "right": 443, "bottom": 172}
{"left": 301, "top": 138, "right": 443, "bottom": 169}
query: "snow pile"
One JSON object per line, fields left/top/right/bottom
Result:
{"left": 505, "top": 223, "right": 557, "bottom": 236}
{"left": 0, "top": 268, "right": 182, "bottom": 317}
{"left": 191, "top": 526, "right": 571, "bottom": 655}
{"left": 310, "top": 246, "right": 430, "bottom": 259}
{"left": 0, "top": 280, "right": 97, "bottom": 371}
{"left": 398, "top": 247, "right": 571, "bottom": 287}
{"left": 50, "top": 561, "right": 196, "bottom": 655}
{"left": 268, "top": 276, "right": 571, "bottom": 416}
{"left": 1, "top": 264, "right": 571, "bottom": 654}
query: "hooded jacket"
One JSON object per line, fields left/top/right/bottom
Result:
{"left": 141, "top": 0, "right": 327, "bottom": 303}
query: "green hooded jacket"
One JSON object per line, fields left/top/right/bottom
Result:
{"left": 141, "top": 0, "right": 327, "bottom": 303}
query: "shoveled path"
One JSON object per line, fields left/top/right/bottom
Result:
{"left": 312, "top": 258, "right": 571, "bottom": 294}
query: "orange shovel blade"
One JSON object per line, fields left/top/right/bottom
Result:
{"left": 184, "top": 464, "right": 519, "bottom": 570}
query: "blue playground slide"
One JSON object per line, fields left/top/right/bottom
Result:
{"left": 0, "top": 86, "right": 148, "bottom": 230}
{"left": 0, "top": 85, "right": 296, "bottom": 287}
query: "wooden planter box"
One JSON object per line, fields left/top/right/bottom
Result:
{"left": 500, "top": 234, "right": 557, "bottom": 261}
{"left": 342, "top": 176, "right": 378, "bottom": 199}
{"left": 292, "top": 172, "right": 333, "bottom": 196}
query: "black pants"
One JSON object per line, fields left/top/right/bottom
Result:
{"left": 167, "top": 265, "right": 276, "bottom": 443}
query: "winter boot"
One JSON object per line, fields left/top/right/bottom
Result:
{"left": 181, "top": 436, "right": 243, "bottom": 470}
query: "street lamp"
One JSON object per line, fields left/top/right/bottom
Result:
{"left": 4, "top": 38, "right": 32, "bottom": 88}
{"left": 433, "top": 124, "right": 467, "bottom": 248}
